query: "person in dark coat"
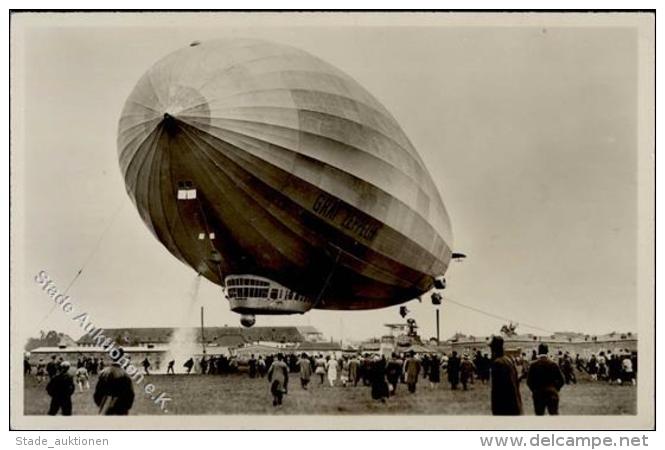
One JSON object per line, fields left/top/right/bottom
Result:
{"left": 248, "top": 354, "right": 257, "bottom": 378}
{"left": 257, "top": 356, "right": 267, "bottom": 377}
{"left": 473, "top": 351, "right": 482, "bottom": 377}
{"left": 46, "top": 355, "right": 59, "bottom": 380}
{"left": 141, "top": 357, "right": 151, "bottom": 375}
{"left": 297, "top": 353, "right": 312, "bottom": 390}
{"left": 460, "top": 354, "right": 476, "bottom": 390}
{"left": 587, "top": 354, "right": 598, "bottom": 380}
{"left": 46, "top": 361, "right": 75, "bottom": 416}
{"left": 288, "top": 353, "right": 298, "bottom": 373}
{"left": 608, "top": 354, "right": 622, "bottom": 384}
{"left": 429, "top": 354, "right": 441, "bottom": 389}
{"left": 526, "top": 343, "right": 565, "bottom": 415}
{"left": 447, "top": 351, "right": 461, "bottom": 390}
{"left": 183, "top": 357, "right": 194, "bottom": 374}
{"left": 421, "top": 354, "right": 431, "bottom": 380}
{"left": 404, "top": 351, "right": 421, "bottom": 394}
{"left": 489, "top": 336, "right": 523, "bottom": 415}
{"left": 477, "top": 353, "right": 491, "bottom": 384}
{"left": 386, "top": 353, "right": 403, "bottom": 395}
{"left": 597, "top": 352, "right": 608, "bottom": 380}
{"left": 88, "top": 357, "right": 99, "bottom": 375}
{"left": 348, "top": 355, "right": 360, "bottom": 386}
{"left": 361, "top": 354, "right": 372, "bottom": 386}
{"left": 575, "top": 354, "right": 585, "bottom": 373}
{"left": 94, "top": 358, "right": 135, "bottom": 415}
{"left": 370, "top": 355, "right": 389, "bottom": 402}
{"left": 561, "top": 353, "right": 576, "bottom": 384}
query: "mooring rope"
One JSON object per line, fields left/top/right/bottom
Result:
{"left": 37, "top": 201, "right": 127, "bottom": 325}
{"left": 442, "top": 295, "right": 554, "bottom": 334}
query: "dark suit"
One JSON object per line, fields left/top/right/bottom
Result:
{"left": 46, "top": 371, "right": 75, "bottom": 415}
{"left": 447, "top": 355, "right": 460, "bottom": 389}
{"left": 526, "top": 356, "right": 565, "bottom": 415}
{"left": 491, "top": 356, "right": 523, "bottom": 415}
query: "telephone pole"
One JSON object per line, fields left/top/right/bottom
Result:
{"left": 200, "top": 306, "right": 206, "bottom": 355}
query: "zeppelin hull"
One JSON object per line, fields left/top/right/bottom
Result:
{"left": 118, "top": 39, "right": 454, "bottom": 311}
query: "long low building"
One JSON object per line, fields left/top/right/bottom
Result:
{"left": 432, "top": 332, "right": 638, "bottom": 357}
{"left": 27, "top": 326, "right": 326, "bottom": 366}
{"left": 355, "top": 331, "right": 638, "bottom": 358}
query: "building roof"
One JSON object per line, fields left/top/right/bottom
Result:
{"left": 296, "top": 341, "right": 342, "bottom": 352}
{"left": 29, "top": 346, "right": 165, "bottom": 354}
{"left": 402, "top": 344, "right": 432, "bottom": 354}
{"left": 77, "top": 326, "right": 312, "bottom": 346}
{"left": 234, "top": 344, "right": 286, "bottom": 356}
{"left": 359, "top": 342, "right": 381, "bottom": 352}
{"left": 210, "top": 334, "right": 245, "bottom": 348}
{"left": 297, "top": 326, "right": 322, "bottom": 335}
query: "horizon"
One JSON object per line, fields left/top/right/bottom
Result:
{"left": 26, "top": 323, "right": 639, "bottom": 347}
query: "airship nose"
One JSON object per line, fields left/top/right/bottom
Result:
{"left": 155, "top": 83, "right": 212, "bottom": 128}
{"left": 161, "top": 112, "right": 183, "bottom": 136}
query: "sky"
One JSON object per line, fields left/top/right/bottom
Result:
{"left": 12, "top": 13, "right": 645, "bottom": 345}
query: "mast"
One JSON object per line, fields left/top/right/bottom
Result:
{"left": 200, "top": 306, "right": 206, "bottom": 355}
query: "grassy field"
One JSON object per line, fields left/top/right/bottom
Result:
{"left": 24, "top": 373, "right": 636, "bottom": 416}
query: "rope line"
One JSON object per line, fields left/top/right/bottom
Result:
{"left": 312, "top": 245, "right": 343, "bottom": 309}
{"left": 442, "top": 295, "right": 554, "bottom": 334}
{"left": 38, "top": 201, "right": 127, "bottom": 325}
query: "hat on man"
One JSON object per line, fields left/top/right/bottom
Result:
{"left": 537, "top": 343, "right": 549, "bottom": 356}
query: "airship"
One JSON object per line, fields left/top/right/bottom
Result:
{"left": 117, "top": 39, "right": 456, "bottom": 327}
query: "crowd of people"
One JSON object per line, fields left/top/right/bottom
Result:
{"left": 251, "top": 339, "right": 637, "bottom": 413}
{"left": 24, "top": 340, "right": 637, "bottom": 416}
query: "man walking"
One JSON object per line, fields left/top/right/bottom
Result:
{"left": 404, "top": 351, "right": 421, "bottom": 394}
{"left": 46, "top": 361, "right": 75, "bottom": 416}
{"left": 386, "top": 353, "right": 403, "bottom": 396}
{"left": 314, "top": 354, "right": 326, "bottom": 384}
{"left": 489, "top": 336, "right": 523, "bottom": 415}
{"left": 349, "top": 354, "right": 360, "bottom": 386}
{"left": 297, "top": 353, "right": 312, "bottom": 390}
{"left": 429, "top": 353, "right": 442, "bottom": 390}
{"left": 561, "top": 353, "right": 576, "bottom": 385}
{"left": 526, "top": 343, "right": 565, "bottom": 415}
{"left": 141, "top": 357, "right": 151, "bottom": 376}
{"left": 460, "top": 354, "right": 476, "bottom": 391}
{"left": 267, "top": 353, "right": 289, "bottom": 407}
{"left": 183, "top": 357, "right": 194, "bottom": 374}
{"left": 370, "top": 355, "right": 389, "bottom": 402}
{"left": 447, "top": 351, "right": 461, "bottom": 390}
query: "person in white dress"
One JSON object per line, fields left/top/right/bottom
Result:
{"left": 326, "top": 355, "right": 338, "bottom": 387}
{"left": 75, "top": 366, "right": 90, "bottom": 392}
